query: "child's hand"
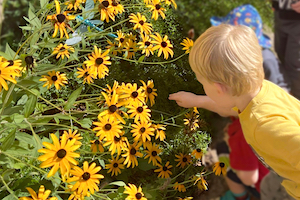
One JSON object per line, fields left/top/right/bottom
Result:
{"left": 168, "top": 91, "right": 198, "bottom": 108}
{"left": 292, "top": 1, "right": 300, "bottom": 13}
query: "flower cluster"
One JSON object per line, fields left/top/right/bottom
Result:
{"left": 0, "top": 57, "right": 22, "bottom": 92}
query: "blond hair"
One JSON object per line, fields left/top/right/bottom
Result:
{"left": 189, "top": 24, "right": 264, "bottom": 96}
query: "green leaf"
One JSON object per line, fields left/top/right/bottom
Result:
{"left": 79, "top": 118, "right": 92, "bottom": 129}
{"left": 1, "top": 128, "right": 16, "bottom": 151}
{"left": 15, "top": 132, "right": 33, "bottom": 144}
{"left": 138, "top": 55, "right": 145, "bottom": 63}
{"left": 24, "top": 94, "right": 37, "bottom": 118}
{"left": 28, "top": 9, "right": 42, "bottom": 28}
{"left": 40, "top": 0, "right": 48, "bottom": 8}
{"left": 137, "top": 158, "right": 156, "bottom": 171}
{"left": 17, "top": 95, "right": 28, "bottom": 105}
{"left": 64, "top": 86, "right": 83, "bottom": 110}
{"left": 5, "top": 43, "right": 16, "bottom": 59}
{"left": 109, "top": 181, "right": 126, "bottom": 187}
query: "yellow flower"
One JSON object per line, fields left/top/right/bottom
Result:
{"left": 144, "top": 0, "right": 152, "bottom": 5}
{"left": 61, "top": 129, "right": 83, "bottom": 145}
{"left": 165, "top": 0, "right": 177, "bottom": 9}
{"left": 177, "top": 197, "right": 193, "bottom": 200}
{"left": 106, "top": 155, "right": 125, "bottom": 176}
{"left": 84, "top": 45, "right": 111, "bottom": 79}
{"left": 0, "top": 58, "right": 20, "bottom": 91}
{"left": 144, "top": 143, "right": 162, "bottom": 166}
{"left": 151, "top": 32, "right": 173, "bottom": 59}
{"left": 65, "top": 0, "right": 86, "bottom": 11}
{"left": 196, "top": 176, "right": 208, "bottom": 191}
{"left": 38, "top": 134, "right": 80, "bottom": 178}
{"left": 106, "top": 39, "right": 121, "bottom": 55}
{"left": 90, "top": 139, "right": 104, "bottom": 153}
{"left": 1, "top": 57, "right": 23, "bottom": 76}
{"left": 180, "top": 38, "right": 194, "bottom": 54}
{"left": 147, "top": 0, "right": 166, "bottom": 20}
{"left": 19, "top": 185, "right": 57, "bottom": 200}
{"left": 140, "top": 80, "right": 157, "bottom": 106}
{"left": 93, "top": 115, "right": 123, "bottom": 140}
{"left": 191, "top": 148, "right": 203, "bottom": 159}
{"left": 129, "top": 13, "right": 152, "bottom": 35}
{"left": 124, "top": 183, "right": 147, "bottom": 200}
{"left": 123, "top": 39, "right": 138, "bottom": 59}
{"left": 128, "top": 104, "right": 151, "bottom": 123}
{"left": 40, "top": 71, "right": 68, "bottom": 90}
{"left": 154, "top": 161, "right": 172, "bottom": 178}
{"left": 47, "top": 0, "right": 75, "bottom": 38}
{"left": 68, "top": 161, "right": 104, "bottom": 196}
{"left": 138, "top": 34, "right": 154, "bottom": 57}
{"left": 173, "top": 182, "right": 186, "bottom": 192}
{"left": 76, "top": 64, "right": 97, "bottom": 84}
{"left": 52, "top": 43, "right": 75, "bottom": 59}
{"left": 98, "top": 0, "right": 115, "bottom": 23}
{"left": 115, "top": 30, "right": 126, "bottom": 47}
{"left": 111, "top": 0, "right": 124, "bottom": 15}
{"left": 103, "top": 135, "right": 128, "bottom": 155}
{"left": 122, "top": 142, "right": 143, "bottom": 168}
{"left": 175, "top": 153, "right": 192, "bottom": 168}
{"left": 213, "top": 162, "right": 227, "bottom": 176}
{"left": 153, "top": 124, "right": 166, "bottom": 141}
{"left": 131, "top": 121, "right": 155, "bottom": 143}
{"left": 120, "top": 83, "right": 146, "bottom": 106}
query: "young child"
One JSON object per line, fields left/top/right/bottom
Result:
{"left": 169, "top": 24, "right": 300, "bottom": 199}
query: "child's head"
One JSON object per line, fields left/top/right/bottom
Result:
{"left": 189, "top": 24, "right": 264, "bottom": 97}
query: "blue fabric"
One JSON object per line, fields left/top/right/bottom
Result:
{"left": 210, "top": 4, "right": 272, "bottom": 49}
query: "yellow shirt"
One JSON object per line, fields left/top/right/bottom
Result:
{"left": 239, "top": 80, "right": 300, "bottom": 199}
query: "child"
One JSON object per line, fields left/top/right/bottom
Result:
{"left": 169, "top": 24, "right": 300, "bottom": 199}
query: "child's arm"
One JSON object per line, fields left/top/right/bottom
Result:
{"left": 236, "top": 169, "right": 259, "bottom": 186}
{"left": 168, "top": 91, "right": 238, "bottom": 117}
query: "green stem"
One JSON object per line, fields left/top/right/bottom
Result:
{"left": 0, "top": 84, "right": 15, "bottom": 119}
{"left": 171, "top": 164, "right": 192, "bottom": 182}
{"left": 0, "top": 175, "right": 18, "bottom": 200}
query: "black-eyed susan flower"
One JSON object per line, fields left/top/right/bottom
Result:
{"left": 195, "top": 176, "right": 208, "bottom": 191}
{"left": 154, "top": 161, "right": 172, "bottom": 178}
{"left": 175, "top": 153, "right": 192, "bottom": 168}
{"left": 213, "top": 162, "right": 227, "bottom": 176}
{"left": 144, "top": 0, "right": 152, "bottom": 5}
{"left": 144, "top": 143, "right": 162, "bottom": 166}
{"left": 120, "top": 83, "right": 146, "bottom": 106}
{"left": 124, "top": 183, "right": 147, "bottom": 200}
{"left": 67, "top": 184, "right": 90, "bottom": 200}
{"left": 19, "top": 185, "right": 58, "bottom": 200}
{"left": 3, "top": 58, "right": 23, "bottom": 75}
{"left": 65, "top": 0, "right": 85, "bottom": 11}
{"left": 131, "top": 121, "right": 154, "bottom": 143}
{"left": 138, "top": 34, "right": 154, "bottom": 57}
{"left": 0, "top": 59, "right": 20, "bottom": 91}
{"left": 62, "top": 129, "right": 82, "bottom": 145}
{"left": 103, "top": 135, "right": 128, "bottom": 155}
{"left": 123, "top": 40, "right": 138, "bottom": 59}
{"left": 128, "top": 104, "right": 151, "bottom": 123}
{"left": 76, "top": 64, "right": 97, "bottom": 84}
{"left": 178, "top": 197, "right": 193, "bottom": 200}
{"left": 98, "top": 91, "right": 126, "bottom": 124}
{"left": 173, "top": 182, "right": 186, "bottom": 192}
{"left": 112, "top": 0, "right": 124, "bottom": 15}
{"left": 98, "top": 0, "right": 115, "bottom": 22}
{"left": 84, "top": 46, "right": 111, "bottom": 79}
{"left": 140, "top": 80, "right": 157, "bottom": 106}
{"left": 165, "top": 0, "right": 177, "bottom": 9}
{"left": 106, "top": 155, "right": 125, "bottom": 176}
{"left": 104, "top": 81, "right": 122, "bottom": 96}
{"left": 180, "top": 38, "right": 194, "bottom": 54}
{"left": 115, "top": 30, "right": 126, "bottom": 47}
{"left": 151, "top": 32, "right": 173, "bottom": 59}
{"left": 90, "top": 139, "right": 104, "bottom": 153}
{"left": 153, "top": 124, "right": 166, "bottom": 141}
{"left": 68, "top": 161, "right": 104, "bottom": 196}
{"left": 106, "top": 40, "right": 121, "bottom": 55}
{"left": 147, "top": 0, "right": 166, "bottom": 20}
{"left": 47, "top": 0, "right": 75, "bottom": 38}
{"left": 93, "top": 115, "right": 123, "bottom": 140}
{"left": 129, "top": 13, "right": 152, "bottom": 35}
{"left": 122, "top": 142, "right": 143, "bottom": 168}
{"left": 24, "top": 55, "right": 35, "bottom": 72}
{"left": 40, "top": 71, "right": 68, "bottom": 90}
{"left": 191, "top": 148, "right": 203, "bottom": 159}
{"left": 38, "top": 134, "right": 80, "bottom": 178}
{"left": 52, "top": 43, "right": 75, "bottom": 59}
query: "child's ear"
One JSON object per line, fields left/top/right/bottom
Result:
{"left": 213, "top": 83, "right": 229, "bottom": 95}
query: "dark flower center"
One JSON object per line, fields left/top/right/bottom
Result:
{"left": 137, "top": 106, "right": 143, "bottom": 113}
{"left": 57, "top": 14, "right": 66, "bottom": 23}
{"left": 129, "top": 47, "right": 134, "bottom": 52}
{"left": 7, "top": 60, "right": 14, "bottom": 66}
{"left": 146, "top": 87, "right": 153, "bottom": 94}
{"left": 130, "top": 148, "right": 137, "bottom": 155}
{"left": 163, "top": 166, "right": 168, "bottom": 171}
{"left": 82, "top": 172, "right": 90, "bottom": 180}
{"left": 102, "top": 0, "right": 109, "bottom": 7}
{"left": 145, "top": 41, "right": 151, "bottom": 46}
{"left": 155, "top": 4, "right": 161, "bottom": 10}
{"left": 69, "top": 137, "right": 73, "bottom": 140}
{"left": 220, "top": 162, "right": 225, "bottom": 168}
{"left": 84, "top": 71, "right": 89, "bottom": 77}
{"left": 114, "top": 136, "right": 121, "bottom": 142}
{"left": 140, "top": 127, "right": 146, "bottom": 133}
{"left": 120, "top": 38, "right": 125, "bottom": 43}
{"left": 161, "top": 41, "right": 167, "bottom": 48}
{"left": 131, "top": 91, "right": 138, "bottom": 98}
{"left": 151, "top": 151, "right": 157, "bottom": 156}
{"left": 196, "top": 148, "right": 202, "bottom": 153}
{"left": 25, "top": 56, "right": 34, "bottom": 64}
{"left": 51, "top": 75, "right": 58, "bottom": 81}
{"left": 113, "top": 163, "right": 118, "bottom": 168}
{"left": 60, "top": 47, "right": 65, "bottom": 51}
{"left": 135, "top": 193, "right": 142, "bottom": 199}
{"left": 0, "top": 70, "right": 1, "bottom": 75}
{"left": 104, "top": 123, "right": 112, "bottom": 130}
{"left": 109, "top": 105, "right": 117, "bottom": 113}
{"left": 95, "top": 140, "right": 100, "bottom": 144}
{"left": 56, "top": 149, "right": 67, "bottom": 158}
{"left": 112, "top": 0, "right": 118, "bottom": 6}
{"left": 182, "top": 157, "right": 188, "bottom": 162}
{"left": 139, "top": 20, "right": 144, "bottom": 25}
{"left": 95, "top": 58, "right": 104, "bottom": 65}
